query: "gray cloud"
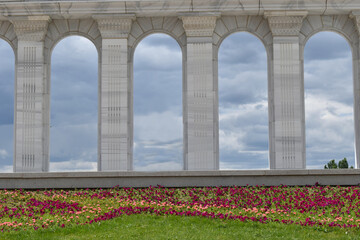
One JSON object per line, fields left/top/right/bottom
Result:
{"left": 134, "top": 34, "right": 182, "bottom": 116}
{"left": 219, "top": 32, "right": 269, "bottom": 169}
{"left": 0, "top": 41, "right": 14, "bottom": 126}
{"left": 304, "top": 31, "right": 355, "bottom": 168}
{"left": 133, "top": 34, "right": 183, "bottom": 170}
{"left": 305, "top": 31, "right": 351, "bottom": 61}
{"left": 0, "top": 30, "right": 356, "bottom": 172}
{"left": 0, "top": 40, "right": 14, "bottom": 171}
{"left": 50, "top": 36, "right": 98, "bottom": 169}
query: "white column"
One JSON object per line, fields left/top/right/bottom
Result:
{"left": 181, "top": 14, "right": 219, "bottom": 170}
{"left": 11, "top": 16, "right": 51, "bottom": 172}
{"left": 94, "top": 15, "right": 135, "bottom": 171}
{"left": 352, "top": 14, "right": 360, "bottom": 169}
{"left": 265, "top": 11, "right": 307, "bottom": 169}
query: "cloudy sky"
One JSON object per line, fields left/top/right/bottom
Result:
{"left": 0, "top": 30, "right": 355, "bottom": 172}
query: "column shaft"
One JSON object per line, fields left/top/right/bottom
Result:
{"left": 182, "top": 15, "right": 219, "bottom": 170}
{"left": 266, "top": 12, "right": 307, "bottom": 169}
{"left": 12, "top": 16, "right": 50, "bottom": 172}
{"left": 352, "top": 15, "right": 360, "bottom": 169}
{"left": 95, "top": 15, "right": 134, "bottom": 171}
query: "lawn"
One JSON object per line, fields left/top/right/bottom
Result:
{"left": 1, "top": 185, "right": 360, "bottom": 239}
{"left": 2, "top": 214, "right": 360, "bottom": 240}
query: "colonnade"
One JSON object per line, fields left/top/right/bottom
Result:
{"left": 1, "top": 5, "right": 360, "bottom": 172}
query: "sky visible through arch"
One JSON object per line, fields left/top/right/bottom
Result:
{"left": 0, "top": 31, "right": 355, "bottom": 171}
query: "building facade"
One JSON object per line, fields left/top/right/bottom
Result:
{"left": 0, "top": 0, "right": 359, "bottom": 172}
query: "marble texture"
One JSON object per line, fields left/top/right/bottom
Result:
{"left": 266, "top": 11, "right": 307, "bottom": 169}
{"left": 10, "top": 16, "right": 51, "bottom": 172}
{"left": 181, "top": 15, "right": 218, "bottom": 170}
{"left": 94, "top": 15, "right": 135, "bottom": 171}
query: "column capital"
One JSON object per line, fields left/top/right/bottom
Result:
{"left": 180, "top": 13, "right": 220, "bottom": 37}
{"left": 264, "top": 11, "right": 307, "bottom": 36}
{"left": 93, "top": 14, "right": 135, "bottom": 38}
{"left": 10, "top": 16, "right": 51, "bottom": 41}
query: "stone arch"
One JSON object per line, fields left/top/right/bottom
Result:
{"left": 44, "top": 19, "right": 102, "bottom": 61}
{"left": 128, "top": 17, "right": 187, "bottom": 168}
{"left": 0, "top": 31, "right": 16, "bottom": 172}
{"left": 128, "top": 17, "right": 186, "bottom": 57}
{"left": 213, "top": 16, "right": 273, "bottom": 55}
{"left": 300, "top": 15, "right": 359, "bottom": 58}
{"left": 49, "top": 36, "right": 99, "bottom": 171}
{"left": 43, "top": 19, "right": 101, "bottom": 171}
{"left": 213, "top": 15, "right": 274, "bottom": 169}
{"left": 300, "top": 15, "right": 360, "bottom": 168}
{"left": 0, "top": 21, "right": 17, "bottom": 52}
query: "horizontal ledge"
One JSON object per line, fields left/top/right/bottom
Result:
{"left": 3, "top": 169, "right": 360, "bottom": 178}
{"left": 0, "top": 169, "right": 359, "bottom": 189}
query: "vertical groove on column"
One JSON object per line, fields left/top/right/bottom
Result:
{"left": 275, "top": 41, "right": 302, "bottom": 169}
{"left": 95, "top": 16, "right": 134, "bottom": 172}
{"left": 187, "top": 42, "right": 215, "bottom": 170}
{"left": 22, "top": 46, "right": 36, "bottom": 170}
{"left": 280, "top": 43, "right": 297, "bottom": 168}
{"left": 101, "top": 40, "right": 129, "bottom": 171}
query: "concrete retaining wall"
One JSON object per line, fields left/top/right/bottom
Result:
{"left": 1, "top": 170, "right": 359, "bottom": 189}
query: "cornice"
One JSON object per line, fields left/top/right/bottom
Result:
{"left": 0, "top": 0, "right": 349, "bottom": 20}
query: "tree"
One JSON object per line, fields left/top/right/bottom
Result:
{"left": 324, "top": 158, "right": 354, "bottom": 169}
{"left": 324, "top": 159, "right": 338, "bottom": 169}
{"left": 338, "top": 158, "right": 349, "bottom": 169}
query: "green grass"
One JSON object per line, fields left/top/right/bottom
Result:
{"left": 2, "top": 214, "right": 360, "bottom": 240}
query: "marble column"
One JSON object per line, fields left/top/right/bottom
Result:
{"left": 94, "top": 15, "right": 135, "bottom": 171}
{"left": 351, "top": 14, "right": 360, "bottom": 169}
{"left": 265, "top": 11, "right": 307, "bottom": 169}
{"left": 11, "top": 16, "right": 51, "bottom": 172}
{"left": 181, "top": 14, "right": 219, "bottom": 170}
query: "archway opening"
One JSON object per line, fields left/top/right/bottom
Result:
{"left": 0, "top": 39, "right": 15, "bottom": 172}
{"left": 50, "top": 36, "right": 98, "bottom": 172}
{"left": 304, "top": 31, "right": 354, "bottom": 169}
{"left": 218, "top": 32, "right": 268, "bottom": 170}
{"left": 133, "top": 33, "right": 183, "bottom": 171}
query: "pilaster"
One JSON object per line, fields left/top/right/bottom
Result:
{"left": 265, "top": 11, "right": 307, "bottom": 169}
{"left": 11, "top": 16, "right": 51, "bottom": 172}
{"left": 94, "top": 14, "right": 135, "bottom": 171}
{"left": 181, "top": 14, "right": 219, "bottom": 170}
{"left": 351, "top": 13, "right": 360, "bottom": 169}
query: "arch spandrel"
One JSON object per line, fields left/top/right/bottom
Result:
{"left": 0, "top": 21, "right": 17, "bottom": 51}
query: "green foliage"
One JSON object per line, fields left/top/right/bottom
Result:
{"left": 338, "top": 158, "right": 349, "bottom": 169}
{"left": 324, "top": 159, "right": 338, "bottom": 169}
{"left": 324, "top": 158, "right": 352, "bottom": 169}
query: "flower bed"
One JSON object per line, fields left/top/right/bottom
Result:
{"left": 1, "top": 185, "right": 360, "bottom": 232}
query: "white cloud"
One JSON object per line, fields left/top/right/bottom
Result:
{"left": 304, "top": 32, "right": 354, "bottom": 167}
{"left": 135, "top": 161, "right": 182, "bottom": 171}
{"left": 0, "top": 28, "right": 356, "bottom": 172}
{"left": 135, "top": 35, "right": 182, "bottom": 71}
{"left": 0, "top": 165, "right": 13, "bottom": 173}
{"left": 0, "top": 149, "right": 8, "bottom": 159}
{"left": 50, "top": 159, "right": 97, "bottom": 172}
{"left": 135, "top": 111, "right": 182, "bottom": 142}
